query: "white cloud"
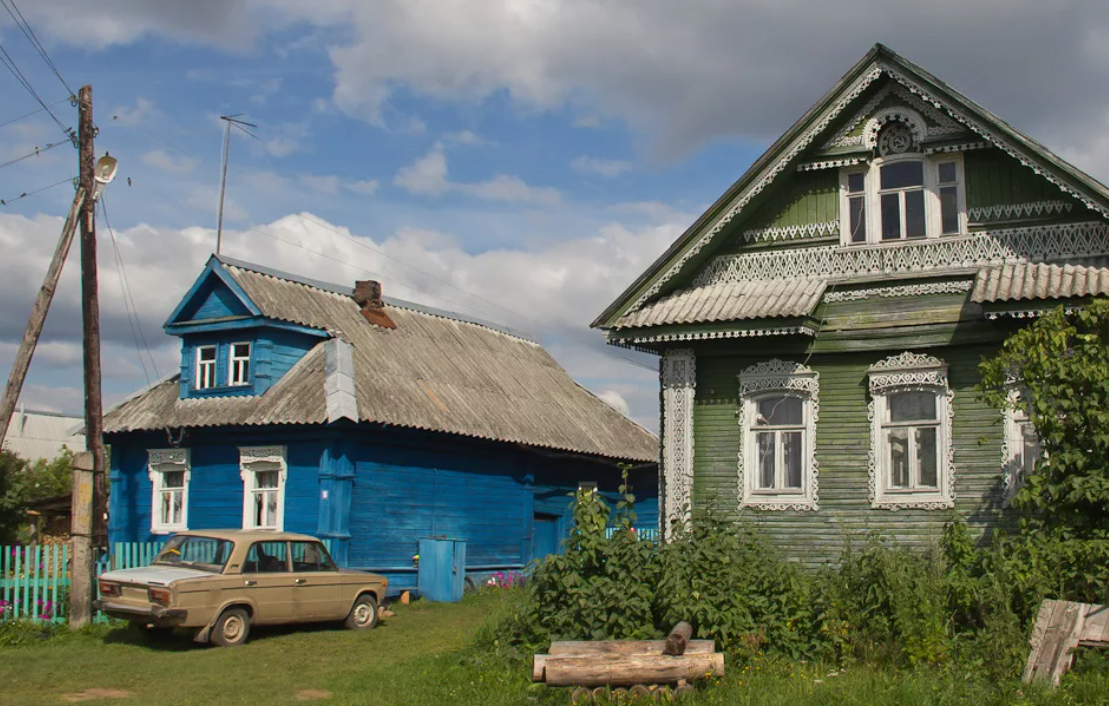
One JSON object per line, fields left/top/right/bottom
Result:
{"left": 265, "top": 136, "right": 302, "bottom": 158}
{"left": 572, "top": 156, "right": 632, "bottom": 178}
{"left": 597, "top": 390, "right": 630, "bottom": 417}
{"left": 111, "top": 97, "right": 157, "bottom": 127}
{"left": 344, "top": 179, "right": 379, "bottom": 195}
{"left": 444, "top": 130, "right": 490, "bottom": 146}
{"left": 394, "top": 144, "right": 559, "bottom": 204}
{"left": 298, "top": 174, "right": 341, "bottom": 194}
{"left": 141, "top": 149, "right": 199, "bottom": 175}
{"left": 573, "top": 115, "right": 603, "bottom": 129}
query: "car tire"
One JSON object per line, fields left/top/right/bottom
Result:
{"left": 344, "top": 594, "right": 379, "bottom": 631}
{"left": 210, "top": 607, "right": 251, "bottom": 647}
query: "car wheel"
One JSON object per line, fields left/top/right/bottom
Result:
{"left": 210, "top": 607, "right": 251, "bottom": 647}
{"left": 345, "top": 594, "right": 379, "bottom": 630}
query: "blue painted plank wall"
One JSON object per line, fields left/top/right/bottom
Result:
{"left": 179, "top": 277, "right": 251, "bottom": 321}
{"left": 179, "top": 327, "right": 319, "bottom": 398}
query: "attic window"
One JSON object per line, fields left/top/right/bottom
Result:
{"left": 195, "top": 346, "right": 217, "bottom": 390}
{"left": 229, "top": 342, "right": 251, "bottom": 386}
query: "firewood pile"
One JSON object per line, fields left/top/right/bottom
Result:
{"left": 532, "top": 622, "right": 724, "bottom": 703}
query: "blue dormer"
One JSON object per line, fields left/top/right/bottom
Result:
{"left": 166, "top": 257, "right": 329, "bottom": 399}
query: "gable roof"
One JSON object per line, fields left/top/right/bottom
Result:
{"left": 104, "top": 256, "right": 658, "bottom": 464}
{"left": 593, "top": 43, "right": 1109, "bottom": 330}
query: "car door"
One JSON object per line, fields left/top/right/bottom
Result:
{"left": 241, "top": 541, "right": 295, "bottom": 624}
{"left": 289, "top": 541, "right": 345, "bottom": 620}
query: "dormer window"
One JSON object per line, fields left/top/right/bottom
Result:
{"left": 229, "top": 342, "right": 252, "bottom": 386}
{"left": 195, "top": 346, "right": 217, "bottom": 390}
{"left": 840, "top": 120, "right": 966, "bottom": 246}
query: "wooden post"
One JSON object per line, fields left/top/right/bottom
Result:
{"left": 77, "top": 85, "right": 108, "bottom": 552}
{"left": 69, "top": 451, "right": 94, "bottom": 628}
{"left": 664, "top": 621, "right": 694, "bottom": 656}
{"left": 0, "top": 187, "right": 86, "bottom": 446}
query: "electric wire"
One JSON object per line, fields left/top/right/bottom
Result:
{"left": 0, "top": 0, "right": 73, "bottom": 96}
{"left": 0, "top": 39, "right": 71, "bottom": 139}
{"left": 0, "top": 97, "right": 69, "bottom": 129}
{"left": 0, "top": 139, "right": 67, "bottom": 171}
{"left": 101, "top": 196, "right": 159, "bottom": 384}
{"left": 0, "top": 175, "right": 73, "bottom": 206}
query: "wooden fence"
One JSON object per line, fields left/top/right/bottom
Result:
{"left": 1, "top": 541, "right": 165, "bottom": 624}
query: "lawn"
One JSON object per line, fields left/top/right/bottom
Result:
{"left": 1, "top": 593, "right": 1108, "bottom": 706}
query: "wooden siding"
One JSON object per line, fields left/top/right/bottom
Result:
{"left": 691, "top": 343, "right": 1011, "bottom": 567}
{"left": 179, "top": 328, "right": 318, "bottom": 398}
{"left": 180, "top": 277, "right": 251, "bottom": 321}
{"left": 723, "top": 171, "right": 838, "bottom": 252}
{"left": 965, "top": 149, "right": 1075, "bottom": 216}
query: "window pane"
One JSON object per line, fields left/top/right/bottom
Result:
{"left": 245, "top": 542, "right": 287, "bottom": 573}
{"left": 757, "top": 432, "right": 775, "bottom": 489}
{"left": 783, "top": 432, "right": 803, "bottom": 489}
{"left": 199, "top": 347, "right": 216, "bottom": 361}
{"left": 880, "top": 161, "right": 924, "bottom": 189}
{"left": 256, "top": 470, "right": 279, "bottom": 489}
{"left": 757, "top": 396, "right": 803, "bottom": 426}
{"left": 163, "top": 470, "right": 185, "bottom": 489}
{"left": 938, "top": 162, "right": 957, "bottom": 184}
{"left": 888, "top": 428, "right": 910, "bottom": 487}
{"left": 940, "top": 186, "right": 958, "bottom": 234}
{"left": 232, "top": 343, "right": 250, "bottom": 357}
{"left": 881, "top": 193, "right": 901, "bottom": 240}
{"left": 847, "top": 172, "right": 865, "bottom": 193}
{"left": 904, "top": 190, "right": 926, "bottom": 238}
{"left": 849, "top": 196, "right": 866, "bottom": 243}
{"left": 918, "top": 427, "right": 938, "bottom": 487}
{"left": 889, "top": 391, "right": 937, "bottom": 422}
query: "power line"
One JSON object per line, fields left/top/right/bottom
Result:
{"left": 101, "top": 196, "right": 159, "bottom": 384}
{"left": 0, "top": 96, "right": 69, "bottom": 129}
{"left": 0, "top": 175, "right": 73, "bottom": 206}
{"left": 0, "top": 39, "right": 72, "bottom": 141}
{"left": 0, "top": 139, "right": 67, "bottom": 171}
{"left": 0, "top": 0, "right": 73, "bottom": 96}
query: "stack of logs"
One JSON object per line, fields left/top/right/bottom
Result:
{"left": 532, "top": 622, "right": 724, "bottom": 703}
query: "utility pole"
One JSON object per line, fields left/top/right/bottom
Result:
{"left": 216, "top": 114, "right": 257, "bottom": 255}
{"left": 72, "top": 83, "right": 103, "bottom": 629}
{"left": 0, "top": 188, "right": 85, "bottom": 446}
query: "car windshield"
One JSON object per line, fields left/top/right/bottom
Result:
{"left": 152, "top": 535, "right": 234, "bottom": 573}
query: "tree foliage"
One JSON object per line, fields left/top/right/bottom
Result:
{"left": 0, "top": 448, "right": 74, "bottom": 543}
{"left": 979, "top": 300, "right": 1109, "bottom": 537}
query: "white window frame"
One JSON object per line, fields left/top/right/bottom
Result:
{"left": 839, "top": 148, "right": 966, "bottom": 246}
{"left": 867, "top": 352, "right": 955, "bottom": 510}
{"left": 1002, "top": 389, "right": 1041, "bottom": 506}
{"left": 195, "top": 345, "right": 217, "bottom": 390}
{"left": 228, "top": 342, "right": 252, "bottom": 386}
{"left": 148, "top": 448, "right": 190, "bottom": 534}
{"left": 239, "top": 446, "right": 287, "bottom": 531}
{"left": 737, "top": 360, "right": 819, "bottom": 511}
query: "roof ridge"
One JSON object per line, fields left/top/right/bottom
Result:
{"left": 213, "top": 254, "right": 539, "bottom": 345}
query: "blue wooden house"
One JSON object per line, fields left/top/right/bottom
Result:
{"left": 102, "top": 256, "right": 658, "bottom": 592}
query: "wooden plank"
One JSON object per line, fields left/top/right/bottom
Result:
{"left": 539, "top": 653, "right": 724, "bottom": 688}
{"left": 549, "top": 640, "right": 716, "bottom": 656}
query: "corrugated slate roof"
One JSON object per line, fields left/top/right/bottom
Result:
{"left": 104, "top": 259, "right": 657, "bottom": 463}
{"left": 973, "top": 262, "right": 1109, "bottom": 303}
{"left": 612, "top": 279, "right": 825, "bottom": 329}
{"left": 2, "top": 409, "right": 84, "bottom": 461}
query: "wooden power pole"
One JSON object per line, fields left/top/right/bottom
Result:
{"left": 71, "top": 84, "right": 104, "bottom": 629}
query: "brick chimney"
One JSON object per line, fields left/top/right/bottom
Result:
{"left": 352, "top": 280, "right": 396, "bottom": 329}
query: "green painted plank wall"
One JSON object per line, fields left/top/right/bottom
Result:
{"left": 690, "top": 343, "right": 1013, "bottom": 568}
{"left": 964, "top": 149, "right": 1072, "bottom": 211}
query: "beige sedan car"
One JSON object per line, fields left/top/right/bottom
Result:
{"left": 94, "top": 530, "right": 388, "bottom": 647}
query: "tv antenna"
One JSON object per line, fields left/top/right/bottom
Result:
{"left": 216, "top": 113, "right": 258, "bottom": 254}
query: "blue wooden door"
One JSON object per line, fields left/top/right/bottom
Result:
{"left": 418, "top": 538, "right": 466, "bottom": 602}
{"left": 532, "top": 515, "right": 560, "bottom": 560}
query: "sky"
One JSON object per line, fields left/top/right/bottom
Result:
{"left": 1, "top": 1, "right": 1108, "bottom": 434}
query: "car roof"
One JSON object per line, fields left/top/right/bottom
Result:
{"left": 173, "top": 529, "right": 322, "bottom": 542}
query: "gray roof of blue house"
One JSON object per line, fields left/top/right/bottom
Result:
{"left": 103, "top": 257, "right": 658, "bottom": 463}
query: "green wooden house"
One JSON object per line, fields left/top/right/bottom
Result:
{"left": 593, "top": 44, "right": 1109, "bottom": 564}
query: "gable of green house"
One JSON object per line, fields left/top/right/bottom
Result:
{"left": 596, "top": 44, "right": 1109, "bottom": 564}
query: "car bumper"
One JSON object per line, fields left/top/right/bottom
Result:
{"left": 93, "top": 600, "right": 187, "bottom": 625}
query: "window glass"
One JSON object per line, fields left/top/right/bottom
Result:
{"left": 940, "top": 186, "right": 959, "bottom": 234}
{"left": 290, "top": 542, "right": 336, "bottom": 572}
{"left": 196, "top": 346, "right": 217, "bottom": 390}
{"left": 918, "top": 428, "right": 938, "bottom": 487}
{"left": 889, "top": 391, "right": 937, "bottom": 422}
{"left": 938, "top": 162, "right": 957, "bottom": 184}
{"left": 153, "top": 536, "right": 232, "bottom": 572}
{"left": 881, "top": 193, "right": 901, "bottom": 240}
{"left": 880, "top": 161, "right": 924, "bottom": 189}
{"left": 849, "top": 196, "right": 867, "bottom": 243}
{"left": 244, "top": 541, "right": 288, "bottom": 573}
{"left": 847, "top": 172, "right": 865, "bottom": 193}
{"left": 757, "top": 396, "right": 803, "bottom": 426}
{"left": 158, "top": 470, "right": 185, "bottom": 527}
{"left": 783, "top": 432, "right": 803, "bottom": 489}
{"left": 757, "top": 432, "right": 775, "bottom": 488}
{"left": 888, "top": 428, "right": 910, "bottom": 487}
{"left": 905, "top": 190, "right": 926, "bottom": 238}
{"left": 230, "top": 342, "right": 251, "bottom": 386}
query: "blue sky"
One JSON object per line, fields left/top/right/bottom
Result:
{"left": 1, "top": 1, "right": 1108, "bottom": 432}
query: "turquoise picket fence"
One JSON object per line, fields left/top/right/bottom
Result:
{"left": 1, "top": 538, "right": 337, "bottom": 624}
{"left": 604, "top": 526, "right": 660, "bottom": 541}
{"left": 1, "top": 541, "right": 165, "bottom": 624}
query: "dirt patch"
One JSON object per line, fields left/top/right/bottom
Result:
{"left": 295, "top": 690, "right": 332, "bottom": 701}
{"left": 62, "top": 688, "right": 132, "bottom": 702}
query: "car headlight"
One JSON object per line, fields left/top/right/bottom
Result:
{"left": 148, "top": 587, "right": 172, "bottom": 606}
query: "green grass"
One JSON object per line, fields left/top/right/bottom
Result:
{"left": 1, "top": 593, "right": 1108, "bottom": 706}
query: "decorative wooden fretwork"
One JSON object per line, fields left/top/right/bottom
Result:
{"left": 796, "top": 157, "right": 866, "bottom": 172}
{"left": 924, "top": 141, "right": 990, "bottom": 155}
{"left": 824, "top": 280, "right": 973, "bottom": 302}
{"left": 661, "top": 349, "right": 695, "bottom": 539}
{"left": 967, "top": 201, "right": 1073, "bottom": 223}
{"left": 148, "top": 448, "right": 188, "bottom": 467}
{"left": 696, "top": 221, "right": 1109, "bottom": 286}
{"left": 736, "top": 360, "right": 820, "bottom": 512}
{"left": 610, "top": 325, "right": 818, "bottom": 346}
{"left": 742, "top": 221, "right": 838, "bottom": 243}
{"left": 824, "top": 82, "right": 964, "bottom": 150}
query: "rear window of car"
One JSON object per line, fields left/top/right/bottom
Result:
{"left": 153, "top": 536, "right": 233, "bottom": 572}
{"left": 290, "top": 542, "right": 336, "bottom": 572}
{"left": 243, "top": 541, "right": 289, "bottom": 573}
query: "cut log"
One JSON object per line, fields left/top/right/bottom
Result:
{"left": 664, "top": 622, "right": 694, "bottom": 656}
{"left": 628, "top": 685, "right": 651, "bottom": 699}
{"left": 541, "top": 653, "right": 724, "bottom": 688}
{"left": 549, "top": 640, "right": 715, "bottom": 656}
{"left": 570, "top": 686, "right": 592, "bottom": 704}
